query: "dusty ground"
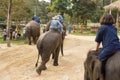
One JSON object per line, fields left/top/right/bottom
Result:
{"left": 0, "top": 34, "right": 96, "bottom": 80}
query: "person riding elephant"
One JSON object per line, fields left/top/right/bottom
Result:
{"left": 91, "top": 13, "right": 120, "bottom": 80}
{"left": 45, "top": 14, "right": 66, "bottom": 56}
{"left": 46, "top": 14, "right": 66, "bottom": 37}
{"left": 84, "top": 48, "right": 120, "bottom": 80}
{"left": 25, "top": 16, "right": 40, "bottom": 45}
{"left": 49, "top": 15, "right": 64, "bottom": 33}
{"left": 35, "top": 30, "right": 62, "bottom": 75}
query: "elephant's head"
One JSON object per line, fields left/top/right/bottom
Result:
{"left": 84, "top": 49, "right": 102, "bottom": 80}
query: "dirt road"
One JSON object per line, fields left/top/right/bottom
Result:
{"left": 0, "top": 34, "right": 96, "bottom": 80}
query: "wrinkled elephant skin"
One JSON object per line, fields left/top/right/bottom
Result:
{"left": 84, "top": 49, "right": 120, "bottom": 80}
{"left": 36, "top": 30, "right": 62, "bottom": 75}
{"left": 25, "top": 21, "right": 40, "bottom": 45}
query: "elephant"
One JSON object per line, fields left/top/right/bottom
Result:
{"left": 84, "top": 48, "right": 120, "bottom": 80}
{"left": 25, "top": 20, "right": 40, "bottom": 45}
{"left": 35, "top": 30, "right": 62, "bottom": 75}
{"left": 45, "top": 21, "right": 66, "bottom": 56}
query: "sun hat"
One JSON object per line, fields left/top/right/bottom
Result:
{"left": 52, "top": 15, "right": 58, "bottom": 20}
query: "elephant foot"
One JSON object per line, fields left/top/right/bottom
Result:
{"left": 29, "top": 43, "right": 31, "bottom": 45}
{"left": 35, "top": 63, "right": 38, "bottom": 67}
{"left": 36, "top": 69, "right": 42, "bottom": 75}
{"left": 42, "top": 66, "right": 47, "bottom": 70}
{"left": 36, "top": 66, "right": 47, "bottom": 75}
{"left": 29, "top": 42, "right": 31, "bottom": 45}
{"left": 34, "top": 42, "right": 36, "bottom": 44}
{"left": 53, "top": 63, "right": 59, "bottom": 66}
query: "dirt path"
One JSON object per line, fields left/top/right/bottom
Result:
{"left": 0, "top": 34, "right": 96, "bottom": 80}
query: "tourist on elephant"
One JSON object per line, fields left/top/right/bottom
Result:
{"left": 92, "top": 13, "right": 120, "bottom": 80}
{"left": 49, "top": 15, "right": 64, "bottom": 33}
{"left": 32, "top": 16, "right": 40, "bottom": 23}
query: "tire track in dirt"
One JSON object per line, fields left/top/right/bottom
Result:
{"left": 0, "top": 45, "right": 37, "bottom": 72}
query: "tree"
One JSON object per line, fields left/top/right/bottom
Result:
{"left": 48, "top": 0, "right": 70, "bottom": 17}
{"left": 37, "top": 1, "right": 49, "bottom": 23}
{"left": 6, "top": 0, "right": 12, "bottom": 47}
{"left": 72, "top": 0, "right": 96, "bottom": 24}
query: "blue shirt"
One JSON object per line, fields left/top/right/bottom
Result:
{"left": 32, "top": 17, "right": 40, "bottom": 23}
{"left": 50, "top": 19, "right": 63, "bottom": 32}
{"left": 95, "top": 25, "right": 120, "bottom": 61}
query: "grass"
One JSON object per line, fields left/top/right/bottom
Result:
{"left": 71, "top": 30, "right": 120, "bottom": 36}
{"left": 71, "top": 31, "right": 96, "bottom": 36}
{"left": 0, "top": 36, "right": 28, "bottom": 44}
{"left": 1, "top": 30, "right": 120, "bottom": 44}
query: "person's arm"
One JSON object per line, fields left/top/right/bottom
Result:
{"left": 96, "top": 42, "right": 100, "bottom": 51}
{"left": 91, "top": 42, "right": 100, "bottom": 51}
{"left": 57, "top": 20, "right": 63, "bottom": 28}
{"left": 92, "top": 26, "right": 104, "bottom": 51}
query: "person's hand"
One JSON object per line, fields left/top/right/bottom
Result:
{"left": 91, "top": 48, "right": 97, "bottom": 51}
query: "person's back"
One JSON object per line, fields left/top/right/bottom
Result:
{"left": 50, "top": 15, "right": 63, "bottom": 32}
{"left": 50, "top": 19, "right": 59, "bottom": 29}
{"left": 98, "top": 25, "right": 120, "bottom": 49}
{"left": 92, "top": 13, "right": 120, "bottom": 80}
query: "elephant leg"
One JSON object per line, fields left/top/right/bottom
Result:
{"left": 35, "top": 50, "right": 41, "bottom": 67}
{"left": 53, "top": 47, "right": 60, "bottom": 66}
{"left": 36, "top": 53, "right": 51, "bottom": 75}
{"left": 32, "top": 36, "right": 36, "bottom": 44}
{"left": 52, "top": 53, "right": 54, "bottom": 59}
{"left": 28, "top": 37, "right": 31, "bottom": 45}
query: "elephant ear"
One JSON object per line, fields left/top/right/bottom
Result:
{"left": 92, "top": 56, "right": 101, "bottom": 80}
{"left": 46, "top": 21, "right": 51, "bottom": 31}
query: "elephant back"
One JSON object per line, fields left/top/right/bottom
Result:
{"left": 45, "top": 21, "right": 66, "bottom": 40}
{"left": 105, "top": 50, "right": 120, "bottom": 80}
{"left": 37, "top": 30, "right": 62, "bottom": 52}
{"left": 84, "top": 49, "right": 101, "bottom": 80}
{"left": 84, "top": 49, "right": 120, "bottom": 80}
{"left": 25, "top": 20, "right": 40, "bottom": 36}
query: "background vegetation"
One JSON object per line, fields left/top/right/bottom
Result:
{"left": 0, "top": 0, "right": 119, "bottom": 44}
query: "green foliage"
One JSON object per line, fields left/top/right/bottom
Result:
{"left": 0, "top": 36, "right": 28, "bottom": 44}
{"left": 0, "top": 0, "right": 33, "bottom": 21}
{"left": 71, "top": 32, "right": 96, "bottom": 36}
{"left": 71, "top": 0, "right": 97, "bottom": 24}
{"left": 90, "top": 9, "right": 104, "bottom": 23}
{"left": 48, "top": 0, "right": 70, "bottom": 16}
{"left": 37, "top": 1, "right": 49, "bottom": 23}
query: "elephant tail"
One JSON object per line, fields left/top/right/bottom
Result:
{"left": 37, "top": 34, "right": 47, "bottom": 52}
{"left": 35, "top": 37, "right": 44, "bottom": 67}
{"left": 35, "top": 43, "right": 43, "bottom": 67}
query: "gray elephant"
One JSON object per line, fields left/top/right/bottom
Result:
{"left": 25, "top": 20, "right": 40, "bottom": 45}
{"left": 35, "top": 30, "right": 62, "bottom": 75}
{"left": 45, "top": 21, "right": 66, "bottom": 56}
{"left": 84, "top": 48, "right": 120, "bottom": 80}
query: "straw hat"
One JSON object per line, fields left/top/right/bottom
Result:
{"left": 52, "top": 15, "right": 58, "bottom": 20}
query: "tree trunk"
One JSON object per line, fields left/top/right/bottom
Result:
{"left": 6, "top": 0, "right": 12, "bottom": 47}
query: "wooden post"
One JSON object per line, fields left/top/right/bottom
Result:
{"left": 6, "top": 0, "right": 12, "bottom": 47}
